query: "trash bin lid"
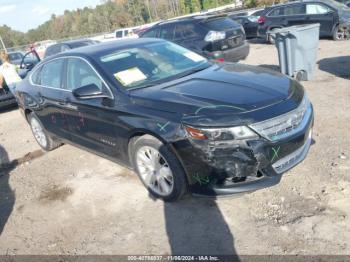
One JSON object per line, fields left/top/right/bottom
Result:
{"left": 270, "top": 23, "right": 320, "bottom": 35}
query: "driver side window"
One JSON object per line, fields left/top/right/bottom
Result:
{"left": 66, "top": 58, "right": 103, "bottom": 91}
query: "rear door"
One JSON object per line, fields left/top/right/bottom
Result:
{"left": 305, "top": 3, "right": 335, "bottom": 36}
{"left": 283, "top": 3, "right": 307, "bottom": 27}
{"left": 33, "top": 58, "right": 72, "bottom": 141}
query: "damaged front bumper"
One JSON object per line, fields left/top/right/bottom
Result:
{"left": 172, "top": 99, "right": 314, "bottom": 197}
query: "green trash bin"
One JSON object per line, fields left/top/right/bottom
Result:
{"left": 269, "top": 24, "right": 320, "bottom": 81}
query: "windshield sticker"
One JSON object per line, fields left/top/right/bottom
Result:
{"left": 114, "top": 67, "right": 147, "bottom": 86}
{"left": 183, "top": 52, "right": 206, "bottom": 62}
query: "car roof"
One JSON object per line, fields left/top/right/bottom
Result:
{"left": 48, "top": 39, "right": 94, "bottom": 48}
{"left": 157, "top": 14, "right": 228, "bottom": 25}
{"left": 265, "top": 0, "right": 343, "bottom": 9}
{"left": 48, "top": 38, "right": 165, "bottom": 60}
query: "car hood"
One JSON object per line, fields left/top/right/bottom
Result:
{"left": 130, "top": 63, "right": 302, "bottom": 126}
{"left": 339, "top": 8, "right": 350, "bottom": 20}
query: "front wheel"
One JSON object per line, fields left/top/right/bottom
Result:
{"left": 131, "top": 135, "right": 187, "bottom": 202}
{"left": 333, "top": 25, "right": 350, "bottom": 41}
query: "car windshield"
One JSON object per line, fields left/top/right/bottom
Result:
{"left": 203, "top": 17, "right": 239, "bottom": 30}
{"left": 98, "top": 41, "right": 211, "bottom": 90}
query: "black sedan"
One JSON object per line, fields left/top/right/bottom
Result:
{"left": 14, "top": 39, "right": 313, "bottom": 201}
{"left": 229, "top": 15, "right": 259, "bottom": 38}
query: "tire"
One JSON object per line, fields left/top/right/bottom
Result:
{"left": 28, "top": 113, "right": 61, "bottom": 151}
{"left": 267, "top": 33, "right": 275, "bottom": 44}
{"left": 130, "top": 135, "right": 187, "bottom": 202}
{"left": 333, "top": 25, "right": 350, "bottom": 41}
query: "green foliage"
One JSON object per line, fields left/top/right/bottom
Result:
{"left": 0, "top": 25, "right": 27, "bottom": 48}
{"left": 0, "top": 0, "right": 245, "bottom": 48}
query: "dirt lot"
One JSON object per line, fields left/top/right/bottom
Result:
{"left": 0, "top": 39, "right": 349, "bottom": 256}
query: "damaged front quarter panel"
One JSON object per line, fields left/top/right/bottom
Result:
{"left": 186, "top": 136, "right": 271, "bottom": 182}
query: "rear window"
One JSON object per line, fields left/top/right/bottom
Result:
{"left": 284, "top": 4, "right": 305, "bottom": 15}
{"left": 44, "top": 45, "right": 61, "bottom": 58}
{"left": 203, "top": 17, "right": 238, "bottom": 31}
{"left": 268, "top": 7, "right": 284, "bottom": 16}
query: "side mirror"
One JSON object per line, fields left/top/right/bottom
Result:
{"left": 73, "top": 84, "right": 108, "bottom": 99}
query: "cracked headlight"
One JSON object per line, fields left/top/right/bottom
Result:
{"left": 185, "top": 125, "right": 258, "bottom": 141}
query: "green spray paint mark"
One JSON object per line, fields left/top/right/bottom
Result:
{"left": 157, "top": 121, "right": 170, "bottom": 132}
{"left": 195, "top": 105, "right": 246, "bottom": 115}
{"left": 271, "top": 146, "right": 281, "bottom": 162}
{"left": 192, "top": 173, "right": 210, "bottom": 186}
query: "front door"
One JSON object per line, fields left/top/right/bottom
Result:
{"left": 62, "top": 57, "right": 120, "bottom": 157}
{"left": 305, "top": 3, "right": 335, "bottom": 36}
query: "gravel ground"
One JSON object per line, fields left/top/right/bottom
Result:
{"left": 0, "top": 39, "right": 349, "bottom": 256}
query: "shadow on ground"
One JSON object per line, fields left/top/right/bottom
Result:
{"left": 247, "top": 38, "right": 268, "bottom": 44}
{"left": 318, "top": 56, "right": 350, "bottom": 80}
{"left": 0, "top": 145, "right": 15, "bottom": 235}
{"left": 164, "top": 197, "right": 238, "bottom": 257}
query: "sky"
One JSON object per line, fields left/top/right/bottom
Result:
{"left": 0, "top": 0, "right": 102, "bottom": 32}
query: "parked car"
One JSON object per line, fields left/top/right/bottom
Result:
{"left": 7, "top": 52, "right": 24, "bottom": 65}
{"left": 0, "top": 86, "right": 17, "bottom": 109}
{"left": 0, "top": 50, "right": 41, "bottom": 109}
{"left": 229, "top": 15, "right": 259, "bottom": 38}
{"left": 34, "top": 40, "right": 57, "bottom": 59}
{"left": 115, "top": 27, "right": 139, "bottom": 39}
{"left": 6, "top": 51, "right": 40, "bottom": 73}
{"left": 44, "top": 39, "right": 99, "bottom": 59}
{"left": 139, "top": 15, "right": 250, "bottom": 62}
{"left": 257, "top": 0, "right": 350, "bottom": 42}
{"left": 335, "top": 0, "right": 350, "bottom": 7}
{"left": 15, "top": 39, "right": 313, "bottom": 201}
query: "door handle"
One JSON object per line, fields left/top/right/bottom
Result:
{"left": 58, "top": 97, "right": 70, "bottom": 106}
{"left": 58, "top": 100, "right": 67, "bottom": 106}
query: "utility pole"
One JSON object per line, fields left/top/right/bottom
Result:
{"left": 0, "top": 35, "right": 7, "bottom": 52}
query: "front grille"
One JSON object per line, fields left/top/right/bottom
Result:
{"left": 249, "top": 95, "right": 311, "bottom": 141}
{"left": 272, "top": 129, "right": 312, "bottom": 174}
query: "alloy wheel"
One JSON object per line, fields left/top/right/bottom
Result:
{"left": 31, "top": 117, "right": 47, "bottom": 148}
{"left": 336, "top": 26, "right": 350, "bottom": 40}
{"left": 136, "top": 146, "right": 174, "bottom": 196}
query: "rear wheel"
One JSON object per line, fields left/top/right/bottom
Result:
{"left": 29, "top": 113, "right": 61, "bottom": 151}
{"left": 333, "top": 25, "right": 350, "bottom": 41}
{"left": 267, "top": 33, "right": 275, "bottom": 44}
{"left": 131, "top": 135, "right": 187, "bottom": 202}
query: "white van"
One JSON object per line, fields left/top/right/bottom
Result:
{"left": 114, "top": 27, "right": 139, "bottom": 39}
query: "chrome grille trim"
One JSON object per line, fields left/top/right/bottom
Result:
{"left": 249, "top": 95, "right": 311, "bottom": 142}
{"left": 272, "top": 129, "right": 312, "bottom": 174}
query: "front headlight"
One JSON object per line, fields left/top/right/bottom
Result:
{"left": 185, "top": 125, "right": 258, "bottom": 141}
